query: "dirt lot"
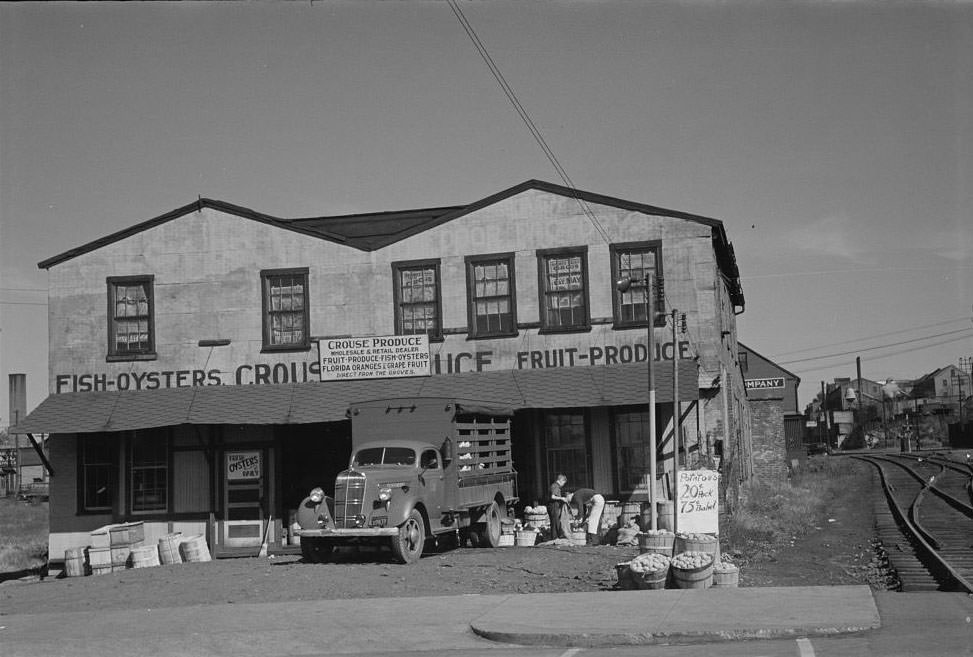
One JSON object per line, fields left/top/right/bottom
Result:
{"left": 0, "top": 458, "right": 890, "bottom": 616}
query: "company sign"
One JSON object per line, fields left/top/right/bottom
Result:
{"left": 745, "top": 377, "right": 785, "bottom": 390}
{"left": 318, "top": 335, "right": 431, "bottom": 381}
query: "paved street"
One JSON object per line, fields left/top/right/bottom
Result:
{"left": 1, "top": 588, "right": 970, "bottom": 657}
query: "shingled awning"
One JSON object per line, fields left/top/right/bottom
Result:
{"left": 11, "top": 360, "right": 699, "bottom": 435}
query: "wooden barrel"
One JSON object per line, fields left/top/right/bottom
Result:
{"left": 671, "top": 562, "right": 714, "bottom": 589}
{"left": 64, "top": 548, "right": 86, "bottom": 577}
{"left": 713, "top": 563, "right": 739, "bottom": 588}
{"left": 638, "top": 532, "right": 674, "bottom": 556}
{"left": 639, "top": 501, "right": 674, "bottom": 532}
{"left": 179, "top": 534, "right": 212, "bottom": 562}
{"left": 131, "top": 544, "right": 161, "bottom": 569}
{"left": 158, "top": 532, "right": 183, "bottom": 565}
{"left": 86, "top": 546, "right": 112, "bottom": 575}
{"left": 633, "top": 566, "right": 669, "bottom": 590}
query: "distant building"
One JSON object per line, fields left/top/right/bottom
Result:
{"left": 738, "top": 343, "right": 801, "bottom": 479}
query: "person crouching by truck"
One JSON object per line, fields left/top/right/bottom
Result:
{"left": 567, "top": 487, "right": 605, "bottom": 546}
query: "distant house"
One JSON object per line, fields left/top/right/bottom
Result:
{"left": 738, "top": 343, "right": 801, "bottom": 479}
{"left": 912, "top": 365, "right": 971, "bottom": 416}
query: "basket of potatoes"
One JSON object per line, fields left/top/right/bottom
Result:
{"left": 627, "top": 552, "right": 671, "bottom": 590}
{"left": 670, "top": 551, "right": 714, "bottom": 589}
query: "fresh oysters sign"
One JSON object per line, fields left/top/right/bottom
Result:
{"left": 318, "top": 335, "right": 431, "bottom": 381}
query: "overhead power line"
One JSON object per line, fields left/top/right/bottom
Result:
{"left": 446, "top": 0, "right": 614, "bottom": 245}
{"left": 791, "top": 331, "right": 973, "bottom": 376}
{"left": 778, "top": 327, "right": 973, "bottom": 366}
{"left": 770, "top": 316, "right": 973, "bottom": 359}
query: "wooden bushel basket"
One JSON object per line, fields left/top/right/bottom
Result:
{"left": 158, "top": 532, "right": 183, "bottom": 565}
{"left": 674, "top": 533, "right": 719, "bottom": 558}
{"left": 179, "top": 534, "right": 212, "bottom": 562}
{"left": 614, "top": 562, "right": 636, "bottom": 590}
{"left": 713, "top": 563, "right": 740, "bottom": 588}
{"left": 514, "top": 530, "right": 537, "bottom": 547}
{"left": 671, "top": 561, "right": 714, "bottom": 589}
{"left": 633, "top": 566, "right": 669, "bottom": 590}
{"left": 638, "top": 532, "right": 674, "bottom": 556}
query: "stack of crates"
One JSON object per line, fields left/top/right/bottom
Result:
{"left": 86, "top": 522, "right": 145, "bottom": 574}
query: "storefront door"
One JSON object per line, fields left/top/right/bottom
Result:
{"left": 223, "top": 450, "right": 265, "bottom": 548}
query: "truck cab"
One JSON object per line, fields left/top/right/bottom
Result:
{"left": 297, "top": 398, "right": 518, "bottom": 563}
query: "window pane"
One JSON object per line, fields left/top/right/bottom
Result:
{"left": 397, "top": 265, "right": 440, "bottom": 336}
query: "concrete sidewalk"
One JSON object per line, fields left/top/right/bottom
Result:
{"left": 0, "top": 585, "right": 882, "bottom": 656}
{"left": 470, "top": 586, "right": 881, "bottom": 647}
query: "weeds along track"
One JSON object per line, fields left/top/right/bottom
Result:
{"left": 854, "top": 452, "right": 973, "bottom": 593}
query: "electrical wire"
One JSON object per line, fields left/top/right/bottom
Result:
{"left": 446, "top": 0, "right": 614, "bottom": 246}
{"left": 770, "top": 316, "right": 973, "bottom": 359}
{"left": 777, "top": 327, "right": 973, "bottom": 366}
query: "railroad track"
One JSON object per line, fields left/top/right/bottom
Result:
{"left": 854, "top": 451, "right": 973, "bottom": 593}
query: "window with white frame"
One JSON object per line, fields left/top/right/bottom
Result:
{"left": 261, "top": 268, "right": 310, "bottom": 351}
{"left": 466, "top": 254, "right": 516, "bottom": 338}
{"left": 538, "top": 248, "right": 589, "bottom": 332}
{"left": 393, "top": 260, "right": 442, "bottom": 339}
{"left": 611, "top": 242, "right": 665, "bottom": 328}
{"left": 107, "top": 276, "right": 155, "bottom": 359}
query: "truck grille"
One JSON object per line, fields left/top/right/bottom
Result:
{"left": 334, "top": 471, "right": 366, "bottom": 528}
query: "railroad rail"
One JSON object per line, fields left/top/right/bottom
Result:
{"left": 854, "top": 451, "right": 973, "bottom": 593}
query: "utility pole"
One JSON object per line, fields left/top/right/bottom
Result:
{"left": 671, "top": 308, "right": 679, "bottom": 536}
{"left": 856, "top": 357, "right": 863, "bottom": 441}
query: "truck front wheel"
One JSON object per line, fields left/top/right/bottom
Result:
{"left": 391, "top": 509, "right": 426, "bottom": 564}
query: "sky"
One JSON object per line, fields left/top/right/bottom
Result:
{"left": 1, "top": 1, "right": 972, "bottom": 424}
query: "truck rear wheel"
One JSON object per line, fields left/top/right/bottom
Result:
{"left": 479, "top": 501, "right": 503, "bottom": 548}
{"left": 391, "top": 509, "right": 426, "bottom": 564}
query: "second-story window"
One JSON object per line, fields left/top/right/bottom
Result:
{"left": 538, "top": 248, "right": 589, "bottom": 332}
{"left": 611, "top": 242, "right": 665, "bottom": 328}
{"left": 261, "top": 268, "right": 310, "bottom": 351}
{"left": 107, "top": 275, "right": 155, "bottom": 360}
{"left": 393, "top": 259, "right": 442, "bottom": 340}
{"left": 466, "top": 254, "right": 517, "bottom": 338}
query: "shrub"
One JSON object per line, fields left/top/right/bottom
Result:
{"left": 0, "top": 498, "right": 48, "bottom": 575}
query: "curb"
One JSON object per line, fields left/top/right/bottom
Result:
{"left": 470, "top": 623, "right": 880, "bottom": 647}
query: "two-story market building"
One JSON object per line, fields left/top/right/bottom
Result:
{"left": 14, "top": 180, "right": 751, "bottom": 563}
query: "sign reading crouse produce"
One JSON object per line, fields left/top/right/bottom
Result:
{"left": 676, "top": 469, "right": 719, "bottom": 534}
{"left": 318, "top": 335, "right": 431, "bottom": 381}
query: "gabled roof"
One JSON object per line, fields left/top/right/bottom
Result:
{"left": 37, "top": 180, "right": 743, "bottom": 307}
{"left": 738, "top": 342, "right": 801, "bottom": 382}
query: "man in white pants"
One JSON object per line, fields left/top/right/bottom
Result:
{"left": 567, "top": 487, "right": 605, "bottom": 546}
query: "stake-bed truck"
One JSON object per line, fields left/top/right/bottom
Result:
{"left": 297, "top": 398, "right": 518, "bottom": 563}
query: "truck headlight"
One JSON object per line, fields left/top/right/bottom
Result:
{"left": 378, "top": 487, "right": 392, "bottom": 502}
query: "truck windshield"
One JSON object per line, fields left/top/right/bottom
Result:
{"left": 353, "top": 447, "right": 416, "bottom": 467}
